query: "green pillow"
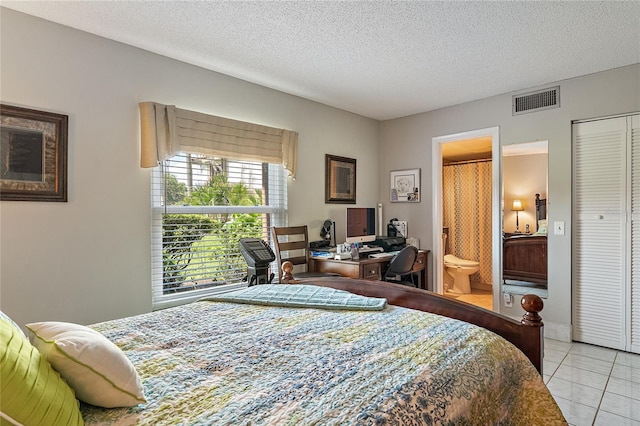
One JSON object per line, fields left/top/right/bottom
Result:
{"left": 0, "top": 317, "right": 84, "bottom": 426}
{"left": 0, "top": 310, "right": 26, "bottom": 339}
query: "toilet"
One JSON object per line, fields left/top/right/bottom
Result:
{"left": 444, "top": 254, "right": 480, "bottom": 294}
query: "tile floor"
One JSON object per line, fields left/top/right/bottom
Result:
{"left": 544, "top": 338, "right": 640, "bottom": 425}
{"left": 443, "top": 289, "right": 493, "bottom": 310}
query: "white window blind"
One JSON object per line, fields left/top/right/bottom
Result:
{"left": 151, "top": 154, "right": 287, "bottom": 309}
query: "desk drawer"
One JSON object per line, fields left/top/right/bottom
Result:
{"left": 361, "top": 263, "right": 381, "bottom": 280}
{"left": 411, "top": 251, "right": 426, "bottom": 273}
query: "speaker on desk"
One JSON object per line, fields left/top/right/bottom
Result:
{"left": 320, "top": 219, "right": 335, "bottom": 247}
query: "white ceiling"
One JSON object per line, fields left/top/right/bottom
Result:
{"left": 2, "top": 1, "right": 639, "bottom": 121}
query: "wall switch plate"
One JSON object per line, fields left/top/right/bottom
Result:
{"left": 554, "top": 221, "right": 565, "bottom": 235}
{"left": 503, "top": 292, "right": 513, "bottom": 307}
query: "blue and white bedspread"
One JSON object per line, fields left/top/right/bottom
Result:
{"left": 81, "top": 285, "right": 565, "bottom": 425}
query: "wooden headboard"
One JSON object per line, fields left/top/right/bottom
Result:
{"left": 535, "top": 193, "right": 546, "bottom": 230}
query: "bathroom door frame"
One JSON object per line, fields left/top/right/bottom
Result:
{"left": 431, "top": 126, "right": 502, "bottom": 312}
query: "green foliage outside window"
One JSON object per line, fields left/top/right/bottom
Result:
{"left": 162, "top": 173, "right": 264, "bottom": 293}
{"left": 165, "top": 173, "right": 187, "bottom": 205}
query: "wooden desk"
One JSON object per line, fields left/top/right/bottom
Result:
{"left": 309, "top": 250, "right": 429, "bottom": 289}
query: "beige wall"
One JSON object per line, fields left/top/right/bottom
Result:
{"left": 503, "top": 153, "right": 548, "bottom": 234}
{"left": 0, "top": 9, "right": 379, "bottom": 329}
{"left": 380, "top": 63, "right": 640, "bottom": 339}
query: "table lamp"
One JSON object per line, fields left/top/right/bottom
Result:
{"left": 511, "top": 199, "right": 524, "bottom": 233}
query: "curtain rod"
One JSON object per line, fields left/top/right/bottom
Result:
{"left": 443, "top": 158, "right": 492, "bottom": 166}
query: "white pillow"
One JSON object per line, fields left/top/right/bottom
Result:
{"left": 25, "top": 321, "right": 146, "bottom": 408}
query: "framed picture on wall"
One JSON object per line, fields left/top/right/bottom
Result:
{"left": 390, "top": 168, "right": 420, "bottom": 203}
{"left": 0, "top": 104, "right": 68, "bottom": 202}
{"left": 325, "top": 154, "right": 356, "bottom": 204}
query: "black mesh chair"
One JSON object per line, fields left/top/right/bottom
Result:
{"left": 384, "top": 245, "right": 418, "bottom": 287}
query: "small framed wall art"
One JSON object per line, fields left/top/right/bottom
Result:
{"left": 325, "top": 154, "right": 356, "bottom": 204}
{"left": 390, "top": 168, "right": 420, "bottom": 203}
{"left": 0, "top": 104, "right": 68, "bottom": 201}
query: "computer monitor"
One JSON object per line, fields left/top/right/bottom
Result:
{"left": 345, "top": 207, "right": 376, "bottom": 245}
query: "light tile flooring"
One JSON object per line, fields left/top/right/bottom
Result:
{"left": 544, "top": 338, "right": 640, "bottom": 425}
{"left": 443, "top": 289, "right": 493, "bottom": 310}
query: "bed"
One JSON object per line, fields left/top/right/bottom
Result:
{"left": 503, "top": 193, "right": 548, "bottom": 286}
{"left": 3, "top": 276, "right": 565, "bottom": 425}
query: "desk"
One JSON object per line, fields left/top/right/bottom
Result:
{"left": 309, "top": 250, "right": 429, "bottom": 289}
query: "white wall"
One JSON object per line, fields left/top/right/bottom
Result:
{"left": 379, "top": 63, "right": 640, "bottom": 339}
{"left": 0, "top": 9, "right": 379, "bottom": 329}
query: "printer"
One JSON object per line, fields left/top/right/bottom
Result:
{"left": 371, "top": 236, "right": 406, "bottom": 252}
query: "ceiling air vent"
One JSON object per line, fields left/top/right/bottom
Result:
{"left": 512, "top": 86, "right": 560, "bottom": 115}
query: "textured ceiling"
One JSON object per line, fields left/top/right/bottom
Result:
{"left": 2, "top": 1, "right": 639, "bottom": 120}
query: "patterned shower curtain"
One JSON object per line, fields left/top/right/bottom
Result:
{"left": 443, "top": 160, "right": 493, "bottom": 287}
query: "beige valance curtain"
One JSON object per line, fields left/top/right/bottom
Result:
{"left": 139, "top": 102, "right": 298, "bottom": 178}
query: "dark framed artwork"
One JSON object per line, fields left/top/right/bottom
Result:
{"left": 0, "top": 105, "right": 68, "bottom": 201}
{"left": 325, "top": 154, "right": 356, "bottom": 204}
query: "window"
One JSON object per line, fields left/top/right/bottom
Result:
{"left": 151, "top": 154, "right": 287, "bottom": 309}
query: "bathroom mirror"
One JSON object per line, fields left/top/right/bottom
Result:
{"left": 501, "top": 141, "right": 548, "bottom": 298}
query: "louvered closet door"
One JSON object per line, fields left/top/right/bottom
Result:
{"left": 631, "top": 115, "right": 640, "bottom": 353}
{"left": 573, "top": 117, "right": 627, "bottom": 351}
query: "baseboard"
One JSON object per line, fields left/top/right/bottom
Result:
{"left": 544, "top": 321, "right": 571, "bottom": 342}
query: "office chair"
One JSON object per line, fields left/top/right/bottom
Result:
{"left": 271, "top": 225, "right": 339, "bottom": 281}
{"left": 384, "top": 245, "right": 418, "bottom": 287}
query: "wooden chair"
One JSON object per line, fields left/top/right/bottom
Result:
{"left": 271, "top": 226, "right": 339, "bottom": 281}
{"left": 384, "top": 245, "right": 418, "bottom": 287}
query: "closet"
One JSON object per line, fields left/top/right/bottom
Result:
{"left": 573, "top": 113, "right": 639, "bottom": 354}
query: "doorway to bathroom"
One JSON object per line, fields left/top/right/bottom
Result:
{"left": 432, "top": 127, "right": 501, "bottom": 312}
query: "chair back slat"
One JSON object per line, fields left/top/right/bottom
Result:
{"left": 278, "top": 241, "right": 308, "bottom": 252}
{"left": 272, "top": 226, "right": 311, "bottom": 273}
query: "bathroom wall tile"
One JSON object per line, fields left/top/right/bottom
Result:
{"left": 569, "top": 343, "right": 617, "bottom": 362}
{"left": 600, "top": 392, "right": 640, "bottom": 421}
{"left": 553, "top": 396, "right": 597, "bottom": 426}
{"left": 606, "top": 377, "right": 640, "bottom": 400}
{"left": 562, "top": 353, "right": 614, "bottom": 376}
{"left": 594, "top": 410, "right": 640, "bottom": 426}
{"left": 547, "top": 377, "right": 604, "bottom": 408}
{"left": 611, "top": 364, "right": 640, "bottom": 384}
{"left": 553, "top": 365, "right": 610, "bottom": 390}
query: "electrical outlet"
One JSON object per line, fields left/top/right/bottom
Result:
{"left": 503, "top": 292, "right": 513, "bottom": 308}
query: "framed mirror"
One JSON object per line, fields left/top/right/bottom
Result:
{"left": 501, "top": 141, "right": 548, "bottom": 298}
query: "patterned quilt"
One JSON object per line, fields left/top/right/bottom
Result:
{"left": 81, "top": 286, "right": 566, "bottom": 425}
